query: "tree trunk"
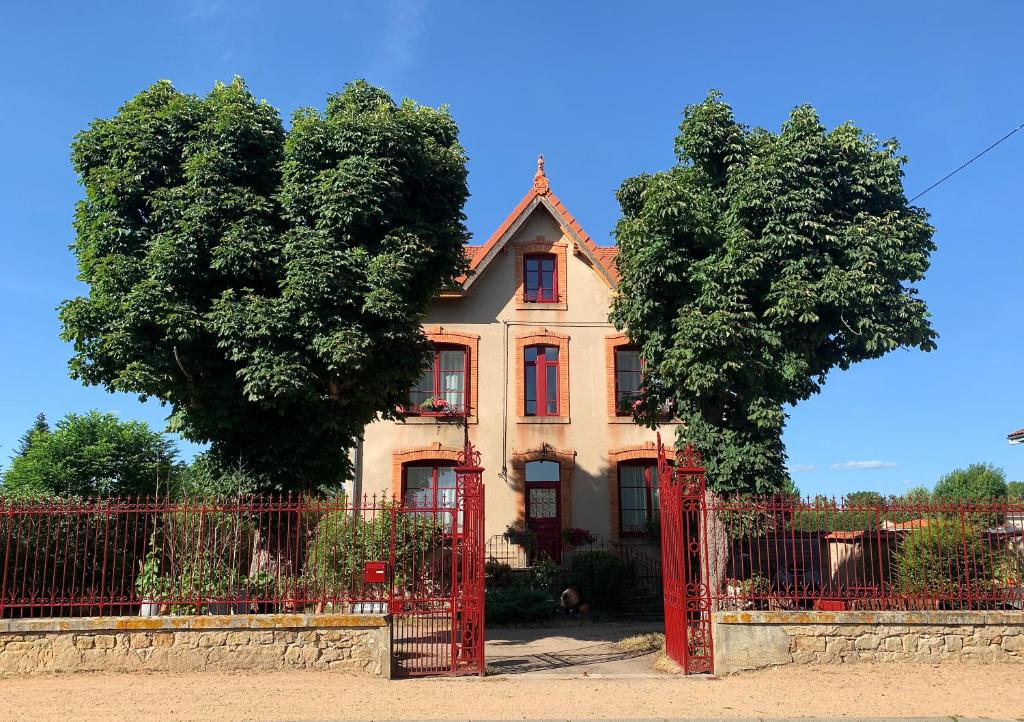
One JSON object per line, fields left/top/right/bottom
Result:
{"left": 702, "top": 488, "right": 728, "bottom": 612}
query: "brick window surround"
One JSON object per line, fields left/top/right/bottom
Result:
{"left": 510, "top": 446, "right": 576, "bottom": 531}
{"left": 405, "top": 327, "right": 480, "bottom": 424}
{"left": 607, "top": 442, "right": 674, "bottom": 540}
{"left": 513, "top": 237, "right": 568, "bottom": 311}
{"left": 605, "top": 333, "right": 637, "bottom": 422}
{"left": 391, "top": 443, "right": 464, "bottom": 500}
{"left": 515, "top": 329, "right": 570, "bottom": 424}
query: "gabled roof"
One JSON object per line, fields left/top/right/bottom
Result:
{"left": 456, "top": 156, "right": 619, "bottom": 291}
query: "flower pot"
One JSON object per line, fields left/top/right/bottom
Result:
{"left": 139, "top": 599, "right": 160, "bottom": 617}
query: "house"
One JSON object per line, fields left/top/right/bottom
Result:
{"left": 354, "top": 157, "right": 680, "bottom": 560}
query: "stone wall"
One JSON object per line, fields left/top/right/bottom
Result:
{"left": 714, "top": 610, "right": 1024, "bottom": 675}
{"left": 0, "top": 613, "right": 390, "bottom": 677}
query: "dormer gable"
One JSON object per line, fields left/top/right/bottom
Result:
{"left": 452, "top": 156, "right": 618, "bottom": 296}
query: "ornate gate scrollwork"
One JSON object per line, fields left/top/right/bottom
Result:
{"left": 657, "top": 433, "right": 713, "bottom": 674}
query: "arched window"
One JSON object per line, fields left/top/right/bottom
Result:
{"left": 523, "top": 253, "right": 558, "bottom": 303}
{"left": 524, "top": 345, "right": 559, "bottom": 416}
{"left": 409, "top": 345, "right": 467, "bottom": 415}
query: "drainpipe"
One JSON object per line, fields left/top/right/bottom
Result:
{"left": 351, "top": 433, "right": 364, "bottom": 516}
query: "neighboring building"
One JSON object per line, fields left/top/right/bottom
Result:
{"left": 1009, "top": 428, "right": 1024, "bottom": 445}
{"left": 355, "top": 157, "right": 679, "bottom": 559}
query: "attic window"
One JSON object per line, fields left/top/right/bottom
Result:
{"left": 523, "top": 254, "right": 558, "bottom": 303}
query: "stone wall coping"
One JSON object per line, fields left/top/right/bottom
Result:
{"left": 0, "top": 613, "right": 388, "bottom": 635}
{"left": 715, "top": 610, "right": 1024, "bottom": 626}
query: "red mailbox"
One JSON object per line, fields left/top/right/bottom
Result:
{"left": 363, "top": 561, "right": 388, "bottom": 584}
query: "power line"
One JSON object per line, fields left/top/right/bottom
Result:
{"left": 909, "top": 121, "right": 1024, "bottom": 203}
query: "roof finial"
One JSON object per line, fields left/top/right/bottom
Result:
{"left": 533, "top": 153, "right": 550, "bottom": 195}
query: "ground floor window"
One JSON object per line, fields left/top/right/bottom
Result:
{"left": 619, "top": 462, "right": 659, "bottom": 536}
{"left": 403, "top": 462, "right": 458, "bottom": 529}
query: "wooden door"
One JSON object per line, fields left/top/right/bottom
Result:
{"left": 526, "top": 481, "right": 561, "bottom": 562}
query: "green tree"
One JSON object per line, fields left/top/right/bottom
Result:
{"left": 14, "top": 413, "right": 50, "bottom": 457}
{"left": 610, "top": 92, "right": 936, "bottom": 493}
{"left": 934, "top": 463, "right": 1008, "bottom": 500}
{"left": 59, "top": 78, "right": 469, "bottom": 493}
{"left": 1, "top": 411, "right": 179, "bottom": 498}
{"left": 1006, "top": 481, "right": 1024, "bottom": 499}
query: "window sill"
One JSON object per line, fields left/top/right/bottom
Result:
{"left": 401, "top": 415, "right": 478, "bottom": 425}
{"left": 608, "top": 415, "right": 682, "bottom": 425}
{"left": 516, "top": 416, "right": 570, "bottom": 424}
{"left": 514, "top": 301, "right": 568, "bottom": 311}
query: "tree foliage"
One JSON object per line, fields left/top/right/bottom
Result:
{"left": 610, "top": 92, "right": 936, "bottom": 494}
{"left": 934, "top": 463, "right": 1008, "bottom": 500}
{"left": 14, "top": 413, "right": 50, "bottom": 458}
{"left": 59, "top": 78, "right": 469, "bottom": 492}
{"left": 1, "top": 411, "right": 179, "bottom": 498}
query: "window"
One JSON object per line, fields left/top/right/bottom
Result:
{"left": 524, "top": 345, "right": 559, "bottom": 416}
{"left": 614, "top": 348, "right": 643, "bottom": 415}
{"left": 619, "top": 462, "right": 659, "bottom": 536}
{"left": 404, "top": 462, "right": 458, "bottom": 528}
{"left": 409, "top": 346, "right": 467, "bottom": 415}
{"left": 523, "top": 254, "right": 557, "bottom": 303}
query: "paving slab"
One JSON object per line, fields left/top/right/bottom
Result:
{"left": 485, "top": 620, "right": 666, "bottom": 676}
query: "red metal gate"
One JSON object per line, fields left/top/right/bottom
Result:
{"left": 657, "top": 433, "right": 713, "bottom": 674}
{"left": 390, "top": 440, "right": 485, "bottom": 677}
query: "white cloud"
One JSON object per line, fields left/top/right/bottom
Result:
{"left": 787, "top": 464, "right": 817, "bottom": 473}
{"left": 364, "top": 0, "right": 427, "bottom": 84}
{"left": 830, "top": 460, "right": 898, "bottom": 471}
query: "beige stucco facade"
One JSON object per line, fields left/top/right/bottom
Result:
{"left": 356, "top": 161, "right": 679, "bottom": 546}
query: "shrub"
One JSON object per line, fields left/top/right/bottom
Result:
{"left": 934, "top": 463, "right": 1008, "bottom": 501}
{"left": 529, "top": 556, "right": 562, "bottom": 593}
{"left": 485, "top": 587, "right": 556, "bottom": 625}
{"left": 135, "top": 508, "right": 261, "bottom": 614}
{"left": 895, "top": 520, "right": 994, "bottom": 603}
{"left": 485, "top": 559, "right": 514, "bottom": 589}
{"left": 304, "top": 504, "right": 443, "bottom": 597}
{"left": 568, "top": 550, "right": 631, "bottom": 609}
{"left": 1, "top": 411, "right": 181, "bottom": 498}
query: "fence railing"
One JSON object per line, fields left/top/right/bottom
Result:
{"left": 709, "top": 495, "right": 1024, "bottom": 611}
{"left": 483, "top": 533, "right": 663, "bottom": 597}
{"left": 0, "top": 495, "right": 458, "bottom": 618}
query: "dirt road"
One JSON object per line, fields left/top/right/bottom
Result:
{"left": 1, "top": 664, "right": 1021, "bottom": 721}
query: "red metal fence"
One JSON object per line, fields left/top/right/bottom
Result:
{"left": 0, "top": 445, "right": 486, "bottom": 677}
{"left": 655, "top": 435, "right": 1024, "bottom": 676}
{"left": 711, "top": 494, "right": 1024, "bottom": 612}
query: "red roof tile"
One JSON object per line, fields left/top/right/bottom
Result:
{"left": 1009, "top": 428, "right": 1024, "bottom": 442}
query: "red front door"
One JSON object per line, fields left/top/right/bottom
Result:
{"left": 526, "top": 481, "right": 561, "bottom": 562}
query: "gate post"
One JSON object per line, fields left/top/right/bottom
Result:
{"left": 657, "top": 433, "right": 714, "bottom": 674}
{"left": 453, "top": 440, "right": 486, "bottom": 676}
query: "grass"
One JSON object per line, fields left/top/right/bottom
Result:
{"left": 614, "top": 632, "right": 683, "bottom": 674}
{"left": 614, "top": 632, "right": 665, "bottom": 654}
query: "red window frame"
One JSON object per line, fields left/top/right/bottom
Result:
{"left": 614, "top": 346, "right": 643, "bottom": 416}
{"left": 618, "top": 461, "right": 659, "bottom": 537}
{"left": 402, "top": 461, "right": 460, "bottom": 533}
{"left": 523, "top": 253, "right": 558, "bottom": 303}
{"left": 408, "top": 345, "right": 468, "bottom": 416}
{"left": 524, "top": 344, "right": 560, "bottom": 417}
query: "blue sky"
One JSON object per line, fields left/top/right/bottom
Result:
{"left": 1, "top": 1, "right": 1022, "bottom": 495}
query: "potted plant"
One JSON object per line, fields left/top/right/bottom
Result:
{"left": 419, "top": 396, "right": 450, "bottom": 413}
{"left": 561, "top": 527, "right": 595, "bottom": 547}
{"left": 503, "top": 525, "right": 536, "bottom": 551}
